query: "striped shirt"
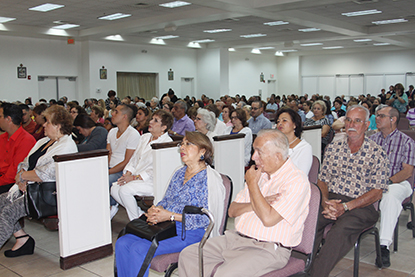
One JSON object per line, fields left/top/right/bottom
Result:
{"left": 407, "top": 108, "right": 415, "bottom": 127}
{"left": 370, "top": 129, "right": 415, "bottom": 177}
{"left": 234, "top": 158, "right": 310, "bottom": 247}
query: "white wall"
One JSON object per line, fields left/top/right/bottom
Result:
{"left": 277, "top": 55, "right": 300, "bottom": 96}
{"left": 229, "top": 52, "right": 278, "bottom": 100}
{"left": 196, "top": 48, "right": 221, "bottom": 100}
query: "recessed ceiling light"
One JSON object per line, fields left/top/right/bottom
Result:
{"left": 203, "top": 29, "right": 232, "bottom": 33}
{"left": 372, "top": 18, "right": 408, "bottom": 25}
{"left": 354, "top": 39, "right": 372, "bottom": 42}
{"left": 298, "top": 28, "right": 321, "bottom": 32}
{"left": 374, "top": 42, "right": 390, "bottom": 46}
{"left": 323, "top": 46, "right": 344, "bottom": 49}
{"left": 280, "top": 49, "right": 298, "bottom": 52}
{"left": 150, "top": 38, "right": 166, "bottom": 45}
{"left": 300, "top": 43, "right": 323, "bottom": 46}
{"left": 52, "top": 24, "right": 79, "bottom": 30}
{"left": 29, "top": 3, "right": 64, "bottom": 12}
{"left": 240, "top": 33, "right": 267, "bottom": 38}
{"left": 228, "top": 48, "right": 235, "bottom": 52}
{"left": 251, "top": 49, "right": 261, "bottom": 54}
{"left": 342, "top": 9, "right": 382, "bottom": 17}
{"left": 257, "top": 47, "right": 275, "bottom": 50}
{"left": 159, "top": 1, "right": 191, "bottom": 8}
{"left": 191, "top": 39, "right": 215, "bottom": 43}
{"left": 264, "top": 21, "right": 289, "bottom": 26}
{"left": 187, "top": 42, "right": 201, "bottom": 48}
{"left": 105, "top": 35, "right": 124, "bottom": 41}
{"left": 0, "top": 16, "right": 16, "bottom": 23}
{"left": 98, "top": 13, "right": 131, "bottom": 21}
{"left": 275, "top": 51, "right": 284, "bottom": 56}
{"left": 155, "top": 35, "right": 179, "bottom": 39}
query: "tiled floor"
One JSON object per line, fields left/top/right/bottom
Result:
{"left": 1, "top": 206, "right": 415, "bottom": 276}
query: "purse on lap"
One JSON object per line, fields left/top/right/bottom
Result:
{"left": 24, "top": 182, "right": 58, "bottom": 219}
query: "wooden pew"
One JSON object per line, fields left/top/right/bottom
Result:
{"left": 302, "top": 125, "right": 322, "bottom": 162}
{"left": 54, "top": 149, "right": 112, "bottom": 270}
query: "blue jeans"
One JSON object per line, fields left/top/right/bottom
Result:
{"left": 109, "top": 171, "right": 123, "bottom": 206}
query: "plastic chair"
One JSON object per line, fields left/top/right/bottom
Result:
{"left": 393, "top": 168, "right": 415, "bottom": 252}
{"left": 308, "top": 155, "right": 320, "bottom": 185}
{"left": 149, "top": 173, "right": 233, "bottom": 276}
{"left": 260, "top": 183, "right": 321, "bottom": 277}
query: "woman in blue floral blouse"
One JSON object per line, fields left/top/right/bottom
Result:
{"left": 115, "top": 131, "right": 225, "bottom": 277}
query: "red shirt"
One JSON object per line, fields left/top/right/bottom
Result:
{"left": 23, "top": 120, "right": 37, "bottom": 134}
{"left": 0, "top": 127, "right": 36, "bottom": 186}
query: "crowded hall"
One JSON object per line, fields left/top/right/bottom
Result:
{"left": 1, "top": 0, "right": 415, "bottom": 276}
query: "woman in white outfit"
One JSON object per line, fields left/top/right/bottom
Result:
{"left": 225, "top": 108, "right": 252, "bottom": 167}
{"left": 276, "top": 108, "right": 313, "bottom": 175}
{"left": 111, "top": 110, "right": 174, "bottom": 220}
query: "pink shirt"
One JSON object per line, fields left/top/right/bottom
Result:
{"left": 234, "top": 158, "right": 310, "bottom": 247}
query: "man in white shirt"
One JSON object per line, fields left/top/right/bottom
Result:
{"left": 107, "top": 104, "right": 141, "bottom": 219}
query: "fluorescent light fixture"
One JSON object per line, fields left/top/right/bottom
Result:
{"left": 323, "top": 46, "right": 344, "bottom": 49}
{"left": 258, "top": 47, "right": 275, "bottom": 50}
{"left": 0, "top": 16, "right": 16, "bottom": 23}
{"left": 187, "top": 42, "right": 201, "bottom": 48}
{"left": 354, "top": 39, "right": 372, "bottom": 42}
{"left": 0, "top": 24, "right": 8, "bottom": 31}
{"left": 251, "top": 49, "right": 261, "bottom": 54}
{"left": 342, "top": 9, "right": 382, "bottom": 17}
{"left": 280, "top": 49, "right": 298, "bottom": 52}
{"left": 300, "top": 43, "right": 323, "bottom": 46}
{"left": 46, "top": 29, "right": 69, "bottom": 36}
{"left": 275, "top": 51, "right": 284, "bottom": 56}
{"left": 105, "top": 35, "right": 124, "bottom": 41}
{"left": 374, "top": 42, "right": 390, "bottom": 46}
{"left": 191, "top": 39, "right": 215, "bottom": 43}
{"left": 29, "top": 3, "right": 64, "bottom": 12}
{"left": 154, "top": 35, "right": 179, "bottom": 40}
{"left": 298, "top": 28, "right": 321, "bottom": 32}
{"left": 203, "top": 29, "right": 232, "bottom": 33}
{"left": 99, "top": 13, "right": 131, "bottom": 21}
{"left": 52, "top": 24, "right": 79, "bottom": 30}
{"left": 150, "top": 38, "right": 166, "bottom": 45}
{"left": 159, "top": 1, "right": 191, "bottom": 8}
{"left": 264, "top": 21, "right": 289, "bottom": 26}
{"left": 372, "top": 18, "right": 407, "bottom": 25}
{"left": 240, "top": 33, "right": 267, "bottom": 38}
{"left": 228, "top": 48, "right": 235, "bottom": 52}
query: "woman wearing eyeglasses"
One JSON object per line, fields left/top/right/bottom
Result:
{"left": 115, "top": 132, "right": 225, "bottom": 277}
{"left": 194, "top": 108, "right": 217, "bottom": 142}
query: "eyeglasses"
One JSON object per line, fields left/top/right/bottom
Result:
{"left": 177, "top": 141, "right": 195, "bottom": 148}
{"left": 231, "top": 116, "right": 238, "bottom": 120}
{"left": 194, "top": 117, "right": 202, "bottom": 121}
{"left": 376, "top": 113, "right": 391, "bottom": 119}
{"left": 345, "top": 118, "right": 365, "bottom": 124}
{"left": 251, "top": 107, "right": 259, "bottom": 110}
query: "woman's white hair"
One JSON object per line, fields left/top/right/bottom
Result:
{"left": 197, "top": 108, "right": 217, "bottom": 131}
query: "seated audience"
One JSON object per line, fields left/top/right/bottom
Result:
{"left": 90, "top": 105, "right": 105, "bottom": 124}
{"left": 194, "top": 108, "right": 217, "bottom": 141}
{"left": 105, "top": 90, "right": 120, "bottom": 110}
{"left": 162, "top": 101, "right": 173, "bottom": 112}
{"left": 107, "top": 104, "right": 141, "bottom": 219}
{"left": 407, "top": 100, "right": 415, "bottom": 130}
{"left": 111, "top": 110, "right": 173, "bottom": 220}
{"left": 309, "top": 105, "right": 389, "bottom": 277}
{"left": 276, "top": 108, "right": 313, "bottom": 175}
{"left": 0, "top": 105, "right": 77, "bottom": 257}
{"left": 135, "top": 106, "right": 151, "bottom": 135}
{"left": 225, "top": 108, "right": 252, "bottom": 167}
{"left": 368, "top": 104, "right": 378, "bottom": 131}
{"left": 20, "top": 104, "right": 36, "bottom": 134}
{"left": 149, "top": 97, "right": 159, "bottom": 113}
{"left": 303, "top": 100, "right": 314, "bottom": 119}
{"left": 388, "top": 83, "right": 408, "bottom": 113}
{"left": 206, "top": 104, "right": 226, "bottom": 135}
{"left": 304, "top": 100, "right": 332, "bottom": 151}
{"left": 221, "top": 105, "right": 234, "bottom": 127}
{"left": 266, "top": 96, "right": 279, "bottom": 111}
{"left": 370, "top": 105, "right": 415, "bottom": 267}
{"left": 333, "top": 99, "right": 345, "bottom": 119}
{"left": 248, "top": 100, "right": 272, "bottom": 134}
{"left": 73, "top": 114, "right": 108, "bottom": 152}
{"left": 108, "top": 100, "right": 117, "bottom": 118}
{"left": 116, "top": 132, "right": 225, "bottom": 277}
{"left": 0, "top": 103, "right": 36, "bottom": 194}
{"left": 170, "top": 100, "right": 195, "bottom": 136}
{"left": 179, "top": 129, "right": 310, "bottom": 276}
{"left": 31, "top": 103, "right": 47, "bottom": 141}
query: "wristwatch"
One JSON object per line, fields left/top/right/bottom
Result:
{"left": 342, "top": 202, "right": 349, "bottom": 212}
{"left": 170, "top": 213, "right": 175, "bottom": 221}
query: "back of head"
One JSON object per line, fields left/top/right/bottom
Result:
{"left": 73, "top": 113, "right": 96, "bottom": 129}
{"left": 257, "top": 129, "right": 289, "bottom": 160}
{"left": 206, "top": 104, "right": 220, "bottom": 118}
{"left": 1, "top": 102, "right": 23, "bottom": 125}
{"left": 184, "top": 131, "right": 214, "bottom": 166}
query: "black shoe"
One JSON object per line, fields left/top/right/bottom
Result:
{"left": 4, "top": 235, "right": 35, "bottom": 258}
{"left": 407, "top": 221, "right": 413, "bottom": 230}
{"left": 380, "top": 245, "right": 390, "bottom": 267}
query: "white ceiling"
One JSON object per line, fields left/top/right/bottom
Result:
{"left": 1, "top": 0, "right": 415, "bottom": 56}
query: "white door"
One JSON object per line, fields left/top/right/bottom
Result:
{"left": 181, "top": 77, "right": 194, "bottom": 99}
{"left": 38, "top": 76, "right": 77, "bottom": 102}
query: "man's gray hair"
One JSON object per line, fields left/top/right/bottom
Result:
{"left": 151, "top": 97, "right": 159, "bottom": 105}
{"left": 346, "top": 105, "right": 370, "bottom": 121}
{"left": 197, "top": 108, "right": 217, "bottom": 131}
{"left": 257, "top": 129, "right": 289, "bottom": 159}
{"left": 376, "top": 104, "right": 400, "bottom": 124}
{"left": 175, "top": 100, "right": 188, "bottom": 112}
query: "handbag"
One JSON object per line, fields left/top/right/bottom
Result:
{"left": 125, "top": 214, "right": 176, "bottom": 277}
{"left": 24, "top": 182, "right": 58, "bottom": 219}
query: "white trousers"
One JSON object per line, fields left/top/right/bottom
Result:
{"left": 110, "top": 180, "right": 153, "bottom": 221}
{"left": 379, "top": 180, "right": 413, "bottom": 247}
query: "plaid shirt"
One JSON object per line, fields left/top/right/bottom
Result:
{"left": 319, "top": 137, "right": 389, "bottom": 198}
{"left": 370, "top": 129, "right": 415, "bottom": 177}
